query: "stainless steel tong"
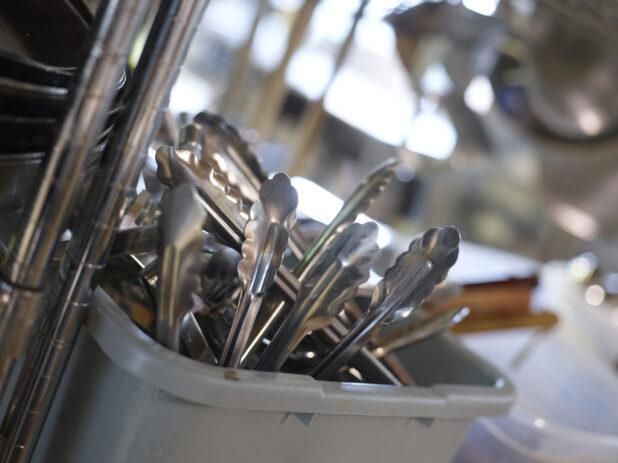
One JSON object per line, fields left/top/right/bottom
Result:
{"left": 311, "top": 226, "right": 460, "bottom": 380}
{"left": 219, "top": 173, "right": 298, "bottom": 367}
{"left": 256, "top": 222, "right": 380, "bottom": 371}
{"left": 156, "top": 183, "right": 206, "bottom": 351}
{"left": 147, "top": 114, "right": 462, "bottom": 388}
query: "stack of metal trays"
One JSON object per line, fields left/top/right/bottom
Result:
{"left": 0, "top": 0, "right": 124, "bottom": 211}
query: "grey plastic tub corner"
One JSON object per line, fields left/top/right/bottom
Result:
{"left": 32, "top": 289, "right": 514, "bottom": 463}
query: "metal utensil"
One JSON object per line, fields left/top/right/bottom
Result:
{"left": 312, "top": 226, "right": 460, "bottom": 380}
{"left": 372, "top": 306, "right": 470, "bottom": 358}
{"left": 110, "top": 225, "right": 159, "bottom": 256}
{"left": 256, "top": 222, "right": 380, "bottom": 371}
{"left": 0, "top": 75, "right": 67, "bottom": 118}
{"left": 318, "top": 320, "right": 402, "bottom": 385}
{"left": 155, "top": 145, "right": 299, "bottom": 304}
{"left": 0, "top": 0, "right": 90, "bottom": 69}
{"left": 524, "top": 1, "right": 618, "bottom": 140}
{"left": 0, "top": 152, "right": 44, "bottom": 211}
{"left": 155, "top": 146, "right": 250, "bottom": 244}
{"left": 0, "top": 51, "right": 74, "bottom": 88}
{"left": 241, "top": 159, "right": 398, "bottom": 364}
{"left": 156, "top": 183, "right": 207, "bottom": 351}
{"left": 294, "top": 158, "right": 399, "bottom": 277}
{"left": 192, "top": 111, "right": 268, "bottom": 201}
{"left": 183, "top": 112, "right": 311, "bottom": 261}
{"left": 201, "top": 247, "right": 241, "bottom": 305}
{"left": 180, "top": 297, "right": 217, "bottom": 365}
{"left": 119, "top": 190, "right": 160, "bottom": 230}
{"left": 219, "top": 173, "right": 298, "bottom": 367}
{"left": 199, "top": 299, "right": 237, "bottom": 358}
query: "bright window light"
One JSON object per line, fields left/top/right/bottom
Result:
{"left": 551, "top": 203, "right": 599, "bottom": 240}
{"left": 201, "top": 0, "right": 256, "bottom": 46}
{"left": 251, "top": 11, "right": 289, "bottom": 71}
{"left": 406, "top": 111, "right": 457, "bottom": 160}
{"left": 577, "top": 108, "right": 603, "bottom": 136}
{"left": 285, "top": 48, "right": 334, "bottom": 99}
{"left": 324, "top": 69, "right": 413, "bottom": 146}
{"left": 309, "top": 0, "right": 359, "bottom": 44}
{"left": 292, "top": 176, "right": 342, "bottom": 224}
{"left": 365, "top": 0, "right": 410, "bottom": 17}
{"left": 169, "top": 71, "right": 214, "bottom": 114}
{"left": 398, "top": 0, "right": 429, "bottom": 9}
{"left": 462, "top": 0, "right": 500, "bottom": 16}
{"left": 269, "top": 0, "right": 303, "bottom": 12}
{"left": 291, "top": 177, "right": 392, "bottom": 247}
{"left": 463, "top": 75, "right": 495, "bottom": 115}
{"left": 585, "top": 285, "right": 606, "bottom": 306}
{"left": 568, "top": 253, "right": 597, "bottom": 282}
{"left": 533, "top": 418, "right": 546, "bottom": 429}
{"left": 420, "top": 62, "right": 454, "bottom": 97}
{"left": 354, "top": 19, "right": 396, "bottom": 59}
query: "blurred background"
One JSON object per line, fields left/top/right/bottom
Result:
{"left": 2, "top": 0, "right": 618, "bottom": 460}
{"left": 159, "top": 1, "right": 618, "bottom": 459}
{"left": 164, "top": 0, "right": 618, "bottom": 267}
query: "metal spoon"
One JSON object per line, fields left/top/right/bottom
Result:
{"left": 180, "top": 296, "right": 217, "bottom": 365}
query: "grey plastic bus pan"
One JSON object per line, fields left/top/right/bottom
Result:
{"left": 31, "top": 288, "right": 514, "bottom": 462}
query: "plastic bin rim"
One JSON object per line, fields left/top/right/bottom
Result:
{"left": 87, "top": 288, "right": 515, "bottom": 418}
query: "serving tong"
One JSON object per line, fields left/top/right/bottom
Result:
{"left": 220, "top": 173, "right": 297, "bottom": 367}
{"left": 311, "top": 226, "right": 461, "bottom": 380}
{"left": 107, "top": 112, "right": 465, "bottom": 386}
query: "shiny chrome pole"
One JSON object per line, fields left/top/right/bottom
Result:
{"left": 0, "top": 0, "right": 212, "bottom": 461}
{"left": 0, "top": 0, "right": 149, "bottom": 383}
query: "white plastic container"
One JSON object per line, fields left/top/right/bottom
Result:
{"left": 31, "top": 289, "right": 514, "bottom": 463}
{"left": 452, "top": 263, "right": 618, "bottom": 463}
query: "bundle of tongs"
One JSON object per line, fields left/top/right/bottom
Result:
{"left": 113, "top": 112, "right": 465, "bottom": 384}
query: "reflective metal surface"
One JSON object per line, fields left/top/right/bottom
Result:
{"left": 0, "top": 0, "right": 211, "bottom": 460}
{"left": 372, "top": 306, "right": 470, "bottom": 358}
{"left": 295, "top": 158, "right": 398, "bottom": 277}
{"left": 312, "top": 226, "right": 460, "bottom": 380}
{"left": 220, "top": 173, "right": 297, "bottom": 367}
{"left": 257, "top": 222, "right": 379, "bottom": 371}
{"left": 0, "top": 0, "right": 148, "bottom": 387}
{"left": 0, "top": 2, "right": 511, "bottom": 459}
{"left": 156, "top": 183, "right": 206, "bottom": 351}
{"left": 525, "top": 1, "right": 618, "bottom": 140}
